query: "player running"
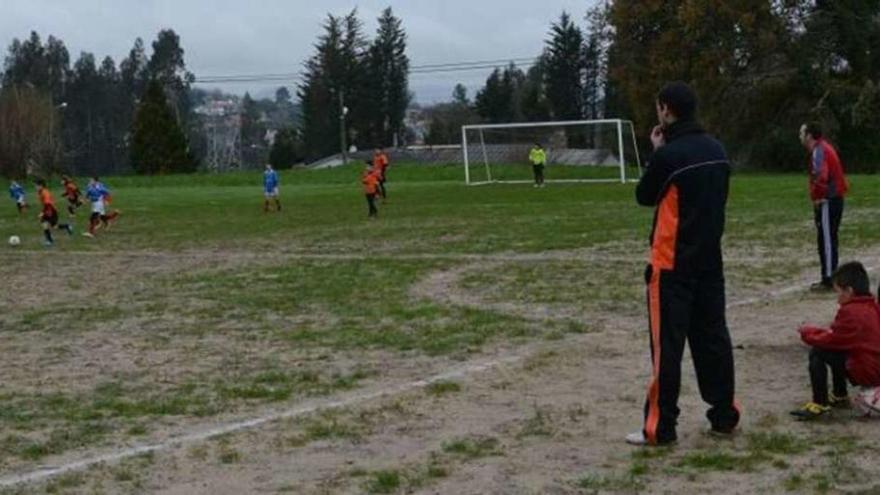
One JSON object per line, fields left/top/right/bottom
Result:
{"left": 373, "top": 148, "right": 390, "bottom": 201}
{"left": 9, "top": 180, "right": 27, "bottom": 215}
{"left": 35, "top": 179, "right": 73, "bottom": 246}
{"left": 263, "top": 164, "right": 281, "bottom": 212}
{"left": 362, "top": 162, "right": 380, "bottom": 218}
{"left": 83, "top": 177, "right": 119, "bottom": 238}
{"left": 61, "top": 175, "right": 84, "bottom": 217}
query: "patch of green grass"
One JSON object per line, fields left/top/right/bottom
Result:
{"left": 426, "top": 381, "right": 462, "bottom": 396}
{"left": 747, "top": 431, "right": 811, "bottom": 455}
{"left": 44, "top": 472, "right": 85, "bottom": 493}
{"left": 365, "top": 470, "right": 401, "bottom": 494}
{"left": 784, "top": 474, "right": 805, "bottom": 491}
{"left": 441, "top": 435, "right": 502, "bottom": 459}
{"left": 677, "top": 449, "right": 770, "bottom": 473}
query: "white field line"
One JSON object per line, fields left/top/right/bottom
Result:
{"left": 1, "top": 248, "right": 786, "bottom": 265}
{"left": 0, "top": 263, "right": 877, "bottom": 488}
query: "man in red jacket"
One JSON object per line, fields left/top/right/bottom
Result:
{"left": 799, "top": 123, "right": 848, "bottom": 291}
{"left": 792, "top": 261, "right": 880, "bottom": 420}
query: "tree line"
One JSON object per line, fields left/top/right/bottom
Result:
{"left": 428, "top": 1, "right": 880, "bottom": 171}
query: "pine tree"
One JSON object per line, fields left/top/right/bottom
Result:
{"left": 241, "top": 92, "right": 267, "bottom": 167}
{"left": 269, "top": 127, "right": 301, "bottom": 169}
{"left": 545, "top": 12, "right": 585, "bottom": 121}
{"left": 475, "top": 63, "right": 525, "bottom": 123}
{"left": 298, "top": 10, "right": 367, "bottom": 161}
{"left": 363, "top": 7, "right": 410, "bottom": 147}
{"left": 130, "top": 80, "right": 193, "bottom": 174}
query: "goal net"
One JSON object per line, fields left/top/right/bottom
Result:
{"left": 461, "top": 119, "right": 641, "bottom": 185}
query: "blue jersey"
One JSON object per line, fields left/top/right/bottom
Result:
{"left": 86, "top": 182, "right": 110, "bottom": 203}
{"left": 264, "top": 170, "right": 279, "bottom": 191}
{"left": 9, "top": 183, "right": 24, "bottom": 201}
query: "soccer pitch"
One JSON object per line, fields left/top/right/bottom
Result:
{"left": 2, "top": 165, "right": 880, "bottom": 493}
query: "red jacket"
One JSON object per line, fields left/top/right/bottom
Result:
{"left": 808, "top": 139, "right": 848, "bottom": 201}
{"left": 800, "top": 296, "right": 880, "bottom": 386}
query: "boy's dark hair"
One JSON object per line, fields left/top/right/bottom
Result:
{"left": 832, "top": 261, "right": 871, "bottom": 296}
{"left": 657, "top": 82, "right": 697, "bottom": 121}
{"left": 803, "top": 122, "right": 823, "bottom": 140}
{"left": 35, "top": 179, "right": 46, "bottom": 187}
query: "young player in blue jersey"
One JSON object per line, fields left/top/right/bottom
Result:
{"left": 263, "top": 164, "right": 281, "bottom": 212}
{"left": 83, "top": 177, "right": 119, "bottom": 237}
{"left": 9, "top": 180, "right": 27, "bottom": 215}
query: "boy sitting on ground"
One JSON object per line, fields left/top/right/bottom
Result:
{"left": 791, "top": 261, "right": 880, "bottom": 420}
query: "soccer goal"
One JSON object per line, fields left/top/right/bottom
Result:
{"left": 461, "top": 119, "right": 642, "bottom": 185}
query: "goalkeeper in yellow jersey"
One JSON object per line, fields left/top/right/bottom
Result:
{"left": 529, "top": 143, "right": 546, "bottom": 187}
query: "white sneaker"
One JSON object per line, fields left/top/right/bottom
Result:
{"left": 82, "top": 232, "right": 94, "bottom": 238}
{"left": 625, "top": 431, "right": 647, "bottom": 446}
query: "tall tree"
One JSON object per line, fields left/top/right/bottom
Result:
{"left": 520, "top": 54, "right": 551, "bottom": 121}
{"left": 130, "top": 79, "right": 194, "bottom": 174}
{"left": 146, "top": 29, "right": 195, "bottom": 123}
{"left": 544, "top": 12, "right": 585, "bottom": 121}
{"left": 240, "top": 92, "right": 267, "bottom": 167}
{"left": 362, "top": 7, "right": 410, "bottom": 147}
{"left": 0, "top": 86, "right": 57, "bottom": 178}
{"left": 298, "top": 10, "right": 367, "bottom": 161}
{"left": 475, "top": 63, "right": 525, "bottom": 123}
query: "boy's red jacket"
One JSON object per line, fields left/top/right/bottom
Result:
{"left": 800, "top": 296, "right": 880, "bottom": 386}
{"left": 808, "top": 139, "right": 848, "bottom": 201}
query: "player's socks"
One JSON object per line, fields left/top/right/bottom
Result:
{"left": 43, "top": 229, "right": 53, "bottom": 244}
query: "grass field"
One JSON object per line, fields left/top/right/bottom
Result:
{"left": 1, "top": 163, "right": 880, "bottom": 494}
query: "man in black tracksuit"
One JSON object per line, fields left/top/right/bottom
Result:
{"left": 626, "top": 82, "right": 740, "bottom": 446}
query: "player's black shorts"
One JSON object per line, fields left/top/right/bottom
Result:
{"left": 42, "top": 209, "right": 59, "bottom": 226}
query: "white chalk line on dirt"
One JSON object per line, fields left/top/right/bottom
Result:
{"left": 0, "top": 248, "right": 803, "bottom": 268}
{"left": 1, "top": 263, "right": 877, "bottom": 488}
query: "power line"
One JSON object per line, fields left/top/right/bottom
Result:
{"left": 193, "top": 55, "right": 540, "bottom": 84}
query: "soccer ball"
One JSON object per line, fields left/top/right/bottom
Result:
{"left": 8, "top": 235, "right": 20, "bottom": 247}
{"left": 853, "top": 386, "right": 880, "bottom": 418}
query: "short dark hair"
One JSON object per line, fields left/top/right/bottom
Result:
{"left": 35, "top": 179, "right": 46, "bottom": 187}
{"left": 832, "top": 261, "right": 871, "bottom": 296}
{"left": 803, "top": 122, "right": 823, "bottom": 140}
{"left": 657, "top": 82, "right": 697, "bottom": 120}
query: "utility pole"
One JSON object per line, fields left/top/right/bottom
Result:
{"left": 339, "top": 91, "right": 349, "bottom": 165}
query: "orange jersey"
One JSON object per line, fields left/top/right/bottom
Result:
{"left": 373, "top": 153, "right": 389, "bottom": 171}
{"left": 39, "top": 188, "right": 56, "bottom": 212}
{"left": 63, "top": 181, "right": 80, "bottom": 200}
{"left": 362, "top": 171, "right": 379, "bottom": 194}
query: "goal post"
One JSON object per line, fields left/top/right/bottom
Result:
{"left": 461, "top": 119, "right": 642, "bottom": 186}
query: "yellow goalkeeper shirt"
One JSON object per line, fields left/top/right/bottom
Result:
{"left": 529, "top": 147, "right": 546, "bottom": 166}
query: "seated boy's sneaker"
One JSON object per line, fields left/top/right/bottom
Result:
{"left": 790, "top": 402, "right": 831, "bottom": 420}
{"left": 829, "top": 393, "right": 851, "bottom": 409}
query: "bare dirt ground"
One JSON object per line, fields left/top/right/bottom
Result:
{"left": 2, "top": 247, "right": 880, "bottom": 494}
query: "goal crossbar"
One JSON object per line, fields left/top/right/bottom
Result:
{"left": 462, "top": 118, "right": 642, "bottom": 186}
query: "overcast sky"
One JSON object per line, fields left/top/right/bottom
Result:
{"left": 2, "top": 0, "right": 597, "bottom": 104}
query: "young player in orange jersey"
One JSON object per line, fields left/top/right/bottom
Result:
{"left": 362, "top": 162, "right": 380, "bottom": 218}
{"left": 373, "top": 148, "right": 390, "bottom": 201}
{"left": 35, "top": 179, "right": 73, "bottom": 246}
{"left": 61, "top": 175, "right": 84, "bottom": 217}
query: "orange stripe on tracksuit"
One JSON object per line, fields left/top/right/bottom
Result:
{"left": 645, "top": 185, "right": 679, "bottom": 444}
